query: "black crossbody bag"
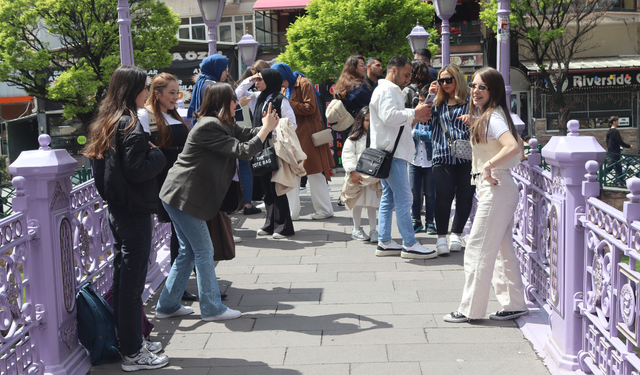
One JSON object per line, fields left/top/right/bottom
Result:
{"left": 356, "top": 127, "right": 404, "bottom": 179}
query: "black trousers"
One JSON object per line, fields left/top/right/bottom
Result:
{"left": 259, "top": 173, "right": 295, "bottom": 236}
{"left": 108, "top": 205, "right": 152, "bottom": 356}
{"left": 432, "top": 162, "right": 476, "bottom": 236}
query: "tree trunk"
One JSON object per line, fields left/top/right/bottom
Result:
{"left": 558, "top": 108, "right": 571, "bottom": 136}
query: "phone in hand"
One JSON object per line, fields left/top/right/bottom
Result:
{"left": 425, "top": 93, "right": 436, "bottom": 104}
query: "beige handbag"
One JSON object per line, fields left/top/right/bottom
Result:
{"left": 325, "top": 99, "right": 354, "bottom": 131}
{"left": 311, "top": 128, "right": 333, "bottom": 147}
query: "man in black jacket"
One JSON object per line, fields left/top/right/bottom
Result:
{"left": 606, "top": 116, "right": 631, "bottom": 186}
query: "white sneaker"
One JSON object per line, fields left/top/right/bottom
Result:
{"left": 155, "top": 305, "right": 193, "bottom": 319}
{"left": 351, "top": 227, "right": 370, "bottom": 241}
{"left": 272, "top": 232, "right": 287, "bottom": 239}
{"left": 401, "top": 242, "right": 438, "bottom": 259}
{"left": 233, "top": 235, "right": 242, "bottom": 243}
{"left": 143, "top": 336, "right": 162, "bottom": 354}
{"left": 257, "top": 229, "right": 271, "bottom": 236}
{"left": 376, "top": 239, "right": 403, "bottom": 256}
{"left": 311, "top": 212, "right": 334, "bottom": 220}
{"left": 256, "top": 202, "right": 266, "bottom": 210}
{"left": 202, "top": 307, "right": 242, "bottom": 321}
{"left": 121, "top": 346, "right": 169, "bottom": 372}
{"left": 368, "top": 230, "right": 378, "bottom": 243}
{"left": 436, "top": 237, "right": 450, "bottom": 255}
{"left": 299, "top": 187, "right": 307, "bottom": 192}
{"left": 449, "top": 233, "right": 463, "bottom": 252}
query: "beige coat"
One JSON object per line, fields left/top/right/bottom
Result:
{"left": 339, "top": 135, "right": 382, "bottom": 209}
{"left": 272, "top": 118, "right": 307, "bottom": 196}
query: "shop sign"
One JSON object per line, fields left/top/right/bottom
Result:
{"left": 432, "top": 53, "right": 483, "bottom": 68}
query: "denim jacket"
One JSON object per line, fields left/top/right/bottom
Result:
{"left": 412, "top": 122, "right": 433, "bottom": 161}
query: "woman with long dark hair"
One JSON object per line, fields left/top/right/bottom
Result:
{"left": 334, "top": 55, "right": 372, "bottom": 118}
{"left": 236, "top": 68, "right": 298, "bottom": 238}
{"left": 85, "top": 66, "right": 169, "bottom": 371}
{"left": 426, "top": 64, "right": 473, "bottom": 256}
{"left": 156, "top": 83, "right": 279, "bottom": 321}
{"left": 444, "top": 67, "right": 527, "bottom": 323}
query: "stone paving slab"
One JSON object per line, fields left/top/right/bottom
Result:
{"left": 89, "top": 171, "right": 550, "bottom": 375}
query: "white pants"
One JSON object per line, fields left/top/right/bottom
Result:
{"left": 287, "top": 173, "right": 334, "bottom": 220}
{"left": 458, "top": 169, "right": 527, "bottom": 319}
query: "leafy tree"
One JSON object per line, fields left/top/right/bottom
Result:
{"left": 278, "top": 0, "right": 438, "bottom": 84}
{"left": 480, "top": 0, "right": 609, "bottom": 135}
{"left": 0, "top": 0, "right": 180, "bottom": 129}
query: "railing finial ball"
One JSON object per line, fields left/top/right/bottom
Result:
{"left": 529, "top": 138, "right": 539, "bottom": 150}
{"left": 38, "top": 134, "right": 52, "bottom": 150}
{"left": 11, "top": 176, "right": 25, "bottom": 190}
{"left": 626, "top": 178, "right": 640, "bottom": 200}
{"left": 567, "top": 120, "right": 580, "bottom": 136}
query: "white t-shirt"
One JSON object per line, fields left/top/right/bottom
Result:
{"left": 486, "top": 112, "right": 509, "bottom": 141}
{"left": 138, "top": 108, "right": 183, "bottom": 134}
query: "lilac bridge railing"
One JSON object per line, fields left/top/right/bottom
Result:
{"left": 0, "top": 135, "right": 171, "bottom": 375}
{"left": 460, "top": 120, "right": 640, "bottom": 374}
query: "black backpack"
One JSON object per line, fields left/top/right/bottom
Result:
{"left": 76, "top": 283, "right": 121, "bottom": 365}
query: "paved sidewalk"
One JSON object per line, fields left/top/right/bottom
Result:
{"left": 90, "top": 171, "right": 550, "bottom": 375}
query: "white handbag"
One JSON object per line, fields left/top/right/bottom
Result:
{"left": 311, "top": 128, "right": 333, "bottom": 147}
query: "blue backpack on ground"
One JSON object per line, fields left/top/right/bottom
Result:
{"left": 76, "top": 283, "right": 121, "bottom": 365}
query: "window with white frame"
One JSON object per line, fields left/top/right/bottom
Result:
{"left": 178, "top": 15, "right": 254, "bottom": 44}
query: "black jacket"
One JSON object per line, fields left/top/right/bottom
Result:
{"left": 606, "top": 127, "right": 631, "bottom": 154}
{"left": 92, "top": 115, "right": 166, "bottom": 214}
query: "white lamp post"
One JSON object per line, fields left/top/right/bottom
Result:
{"left": 196, "top": 0, "right": 227, "bottom": 56}
{"left": 237, "top": 34, "right": 260, "bottom": 67}
{"left": 406, "top": 20, "right": 431, "bottom": 55}
{"left": 433, "top": 0, "right": 458, "bottom": 66}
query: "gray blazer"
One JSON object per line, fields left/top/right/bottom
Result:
{"left": 160, "top": 116, "right": 262, "bottom": 221}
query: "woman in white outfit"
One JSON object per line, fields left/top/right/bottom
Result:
{"left": 444, "top": 67, "right": 528, "bottom": 323}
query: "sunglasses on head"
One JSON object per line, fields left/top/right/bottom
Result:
{"left": 468, "top": 83, "right": 488, "bottom": 91}
{"left": 437, "top": 77, "right": 454, "bottom": 85}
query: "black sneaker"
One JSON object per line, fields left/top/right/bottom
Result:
{"left": 489, "top": 310, "right": 528, "bottom": 321}
{"left": 413, "top": 221, "right": 424, "bottom": 233}
{"left": 443, "top": 311, "right": 469, "bottom": 323}
{"left": 243, "top": 206, "right": 262, "bottom": 215}
{"left": 426, "top": 223, "right": 437, "bottom": 235}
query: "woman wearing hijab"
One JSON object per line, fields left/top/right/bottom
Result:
{"left": 188, "top": 54, "right": 230, "bottom": 120}
{"left": 272, "top": 62, "right": 335, "bottom": 221}
{"left": 236, "top": 68, "right": 298, "bottom": 238}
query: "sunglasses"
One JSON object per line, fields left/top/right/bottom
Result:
{"left": 232, "top": 95, "right": 238, "bottom": 101}
{"left": 437, "top": 77, "right": 454, "bottom": 85}
{"left": 468, "top": 83, "right": 488, "bottom": 91}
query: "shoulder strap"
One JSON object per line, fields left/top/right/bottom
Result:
{"left": 145, "top": 109, "right": 157, "bottom": 126}
{"left": 438, "top": 104, "right": 453, "bottom": 142}
{"left": 391, "top": 127, "right": 405, "bottom": 156}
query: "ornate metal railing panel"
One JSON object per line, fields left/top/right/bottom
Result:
{"left": 69, "top": 179, "right": 114, "bottom": 296}
{"left": 0, "top": 180, "right": 44, "bottom": 375}
{"left": 511, "top": 162, "right": 564, "bottom": 317}
{"left": 577, "top": 196, "right": 640, "bottom": 374}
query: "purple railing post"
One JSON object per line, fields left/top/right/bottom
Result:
{"left": 540, "top": 120, "right": 606, "bottom": 370}
{"left": 8, "top": 135, "right": 89, "bottom": 375}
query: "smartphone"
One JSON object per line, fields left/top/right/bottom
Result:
{"left": 425, "top": 93, "right": 435, "bottom": 104}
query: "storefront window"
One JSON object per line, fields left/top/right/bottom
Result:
{"left": 545, "top": 91, "right": 637, "bottom": 130}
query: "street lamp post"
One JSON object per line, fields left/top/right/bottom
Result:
{"left": 496, "top": 0, "right": 525, "bottom": 133}
{"left": 117, "top": 0, "right": 135, "bottom": 65}
{"left": 236, "top": 34, "right": 260, "bottom": 67}
{"left": 406, "top": 20, "right": 430, "bottom": 55}
{"left": 433, "top": 0, "right": 458, "bottom": 67}
{"left": 197, "top": 0, "right": 227, "bottom": 56}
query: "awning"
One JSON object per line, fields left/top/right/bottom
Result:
{"left": 253, "top": 0, "right": 310, "bottom": 11}
{"left": 523, "top": 56, "right": 640, "bottom": 73}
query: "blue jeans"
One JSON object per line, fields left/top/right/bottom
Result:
{"left": 238, "top": 159, "right": 253, "bottom": 205}
{"left": 379, "top": 158, "right": 417, "bottom": 246}
{"left": 409, "top": 164, "right": 435, "bottom": 225}
{"left": 156, "top": 202, "right": 227, "bottom": 318}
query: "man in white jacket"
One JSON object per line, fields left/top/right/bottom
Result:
{"left": 370, "top": 55, "right": 437, "bottom": 259}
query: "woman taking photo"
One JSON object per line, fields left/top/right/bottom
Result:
{"left": 444, "top": 67, "right": 527, "bottom": 323}
{"left": 236, "top": 68, "right": 298, "bottom": 238}
{"left": 155, "top": 83, "right": 279, "bottom": 321}
{"left": 427, "top": 64, "right": 473, "bottom": 256}
{"left": 85, "top": 66, "right": 169, "bottom": 371}
{"left": 272, "top": 62, "right": 335, "bottom": 221}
